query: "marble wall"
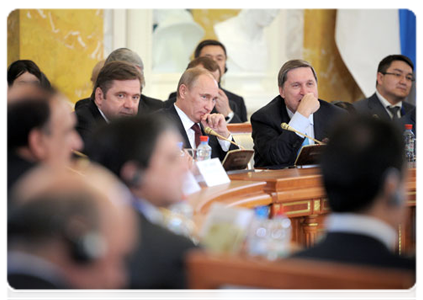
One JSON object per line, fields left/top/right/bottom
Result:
{"left": 303, "top": 9, "right": 365, "bottom": 103}
{"left": 7, "top": 9, "right": 104, "bottom": 104}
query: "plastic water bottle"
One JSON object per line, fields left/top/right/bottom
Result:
{"left": 404, "top": 124, "right": 415, "bottom": 162}
{"left": 196, "top": 136, "right": 212, "bottom": 161}
{"left": 266, "top": 210, "right": 292, "bottom": 260}
{"left": 247, "top": 206, "right": 271, "bottom": 257}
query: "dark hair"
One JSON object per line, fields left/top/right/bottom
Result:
{"left": 194, "top": 39, "right": 227, "bottom": 59}
{"left": 187, "top": 56, "right": 221, "bottom": 79}
{"left": 8, "top": 97, "right": 53, "bottom": 149}
{"left": 7, "top": 60, "right": 43, "bottom": 87}
{"left": 90, "top": 61, "right": 143, "bottom": 100}
{"left": 331, "top": 101, "right": 356, "bottom": 114}
{"left": 376, "top": 55, "right": 414, "bottom": 87}
{"left": 278, "top": 59, "right": 318, "bottom": 88}
{"left": 86, "top": 115, "right": 174, "bottom": 185}
{"left": 321, "top": 116, "right": 405, "bottom": 213}
{"left": 8, "top": 190, "right": 99, "bottom": 248}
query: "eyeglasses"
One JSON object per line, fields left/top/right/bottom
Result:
{"left": 382, "top": 72, "right": 415, "bottom": 82}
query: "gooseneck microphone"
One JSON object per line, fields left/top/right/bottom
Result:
{"left": 204, "top": 127, "right": 245, "bottom": 150}
{"left": 281, "top": 123, "right": 325, "bottom": 145}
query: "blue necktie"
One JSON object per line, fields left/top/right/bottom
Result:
{"left": 297, "top": 137, "right": 309, "bottom": 156}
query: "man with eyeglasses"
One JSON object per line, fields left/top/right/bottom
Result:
{"left": 354, "top": 55, "right": 415, "bottom": 123}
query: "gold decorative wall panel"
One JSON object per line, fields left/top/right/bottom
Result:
{"left": 303, "top": 9, "right": 365, "bottom": 103}
{"left": 7, "top": 9, "right": 104, "bottom": 104}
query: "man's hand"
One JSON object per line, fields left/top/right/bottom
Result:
{"left": 214, "top": 89, "right": 232, "bottom": 117}
{"left": 296, "top": 93, "right": 320, "bottom": 118}
{"left": 201, "top": 113, "right": 230, "bottom": 139}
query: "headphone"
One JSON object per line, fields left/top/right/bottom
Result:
{"left": 8, "top": 198, "right": 107, "bottom": 266}
{"left": 384, "top": 168, "right": 405, "bottom": 207}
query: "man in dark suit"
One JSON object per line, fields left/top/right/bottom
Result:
{"left": 159, "top": 68, "right": 239, "bottom": 162}
{"left": 353, "top": 55, "right": 415, "bottom": 124}
{"left": 8, "top": 165, "right": 137, "bottom": 289}
{"left": 165, "top": 56, "right": 243, "bottom": 123}
{"left": 292, "top": 116, "right": 415, "bottom": 271}
{"left": 194, "top": 39, "right": 248, "bottom": 122}
{"left": 74, "top": 61, "right": 142, "bottom": 147}
{"left": 8, "top": 89, "right": 83, "bottom": 195}
{"left": 86, "top": 116, "right": 197, "bottom": 289}
{"left": 251, "top": 59, "right": 345, "bottom": 169}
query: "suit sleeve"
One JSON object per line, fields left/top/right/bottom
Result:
{"left": 251, "top": 112, "right": 304, "bottom": 167}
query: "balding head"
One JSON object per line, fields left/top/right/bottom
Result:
{"left": 9, "top": 164, "right": 137, "bottom": 289}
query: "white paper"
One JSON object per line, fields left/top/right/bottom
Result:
{"left": 195, "top": 158, "right": 231, "bottom": 187}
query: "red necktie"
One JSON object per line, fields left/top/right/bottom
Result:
{"left": 191, "top": 123, "right": 202, "bottom": 148}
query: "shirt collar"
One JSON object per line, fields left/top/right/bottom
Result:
{"left": 286, "top": 107, "right": 314, "bottom": 125}
{"left": 376, "top": 90, "right": 402, "bottom": 109}
{"left": 132, "top": 196, "right": 164, "bottom": 225}
{"left": 8, "top": 251, "right": 67, "bottom": 286}
{"left": 174, "top": 104, "right": 196, "bottom": 132}
{"left": 325, "top": 213, "right": 397, "bottom": 251}
{"left": 97, "top": 106, "right": 110, "bottom": 124}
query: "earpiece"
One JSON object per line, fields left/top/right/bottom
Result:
{"left": 67, "top": 230, "right": 107, "bottom": 264}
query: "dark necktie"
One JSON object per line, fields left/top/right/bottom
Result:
{"left": 387, "top": 106, "right": 400, "bottom": 120}
{"left": 191, "top": 123, "right": 202, "bottom": 148}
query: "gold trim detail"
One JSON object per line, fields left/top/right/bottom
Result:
{"left": 398, "top": 224, "right": 402, "bottom": 255}
{"left": 314, "top": 200, "right": 320, "bottom": 212}
{"left": 283, "top": 201, "right": 311, "bottom": 215}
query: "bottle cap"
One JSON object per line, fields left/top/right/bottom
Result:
{"left": 405, "top": 124, "right": 413, "bottom": 130}
{"left": 200, "top": 136, "right": 209, "bottom": 142}
{"left": 254, "top": 206, "right": 269, "bottom": 219}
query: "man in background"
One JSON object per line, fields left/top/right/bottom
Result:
{"left": 251, "top": 59, "right": 344, "bottom": 168}
{"left": 160, "top": 67, "right": 239, "bottom": 161}
{"left": 194, "top": 39, "right": 248, "bottom": 122}
{"left": 74, "top": 61, "right": 142, "bottom": 147}
{"left": 166, "top": 56, "right": 243, "bottom": 123}
{"left": 353, "top": 55, "right": 415, "bottom": 125}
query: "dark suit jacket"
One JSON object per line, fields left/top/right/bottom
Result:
{"left": 251, "top": 95, "right": 345, "bottom": 169}
{"left": 221, "top": 87, "right": 248, "bottom": 122}
{"left": 165, "top": 92, "right": 243, "bottom": 124}
{"left": 400, "top": 102, "right": 420, "bottom": 139}
{"left": 292, "top": 232, "right": 415, "bottom": 271}
{"left": 353, "top": 93, "right": 415, "bottom": 121}
{"left": 158, "top": 105, "right": 239, "bottom": 161}
{"left": 138, "top": 94, "right": 164, "bottom": 114}
{"left": 5, "top": 274, "right": 94, "bottom": 300}
{"left": 128, "top": 211, "right": 196, "bottom": 289}
{"left": 74, "top": 98, "right": 107, "bottom": 148}
{"left": 7, "top": 152, "right": 36, "bottom": 195}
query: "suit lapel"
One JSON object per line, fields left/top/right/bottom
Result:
{"left": 168, "top": 106, "right": 191, "bottom": 148}
{"left": 368, "top": 94, "right": 391, "bottom": 120}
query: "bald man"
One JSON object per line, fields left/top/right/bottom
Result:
{"left": 8, "top": 164, "right": 137, "bottom": 289}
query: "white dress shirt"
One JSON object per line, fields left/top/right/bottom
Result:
{"left": 174, "top": 104, "right": 231, "bottom": 151}
{"left": 286, "top": 108, "right": 315, "bottom": 145}
{"left": 325, "top": 213, "right": 397, "bottom": 251}
{"left": 376, "top": 90, "right": 402, "bottom": 119}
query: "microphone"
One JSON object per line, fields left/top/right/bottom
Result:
{"left": 281, "top": 123, "right": 325, "bottom": 145}
{"left": 204, "top": 127, "right": 245, "bottom": 150}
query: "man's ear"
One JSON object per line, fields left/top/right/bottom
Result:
{"left": 376, "top": 72, "right": 384, "bottom": 87}
{"left": 28, "top": 129, "right": 47, "bottom": 161}
{"left": 94, "top": 87, "right": 104, "bottom": 107}
{"left": 279, "top": 86, "right": 285, "bottom": 99}
{"left": 178, "top": 84, "right": 188, "bottom": 100}
{"left": 120, "top": 161, "right": 144, "bottom": 188}
{"left": 383, "top": 168, "right": 404, "bottom": 207}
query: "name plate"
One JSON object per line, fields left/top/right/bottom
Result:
{"left": 195, "top": 158, "right": 231, "bottom": 187}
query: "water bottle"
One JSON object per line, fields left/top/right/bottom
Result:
{"left": 196, "top": 136, "right": 212, "bottom": 161}
{"left": 266, "top": 210, "right": 292, "bottom": 260}
{"left": 247, "top": 206, "right": 271, "bottom": 257}
{"left": 404, "top": 124, "right": 415, "bottom": 162}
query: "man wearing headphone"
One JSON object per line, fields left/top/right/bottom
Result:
{"left": 86, "top": 115, "right": 197, "bottom": 289}
{"left": 194, "top": 39, "right": 248, "bottom": 122}
{"left": 8, "top": 165, "right": 137, "bottom": 289}
{"left": 292, "top": 116, "right": 415, "bottom": 271}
